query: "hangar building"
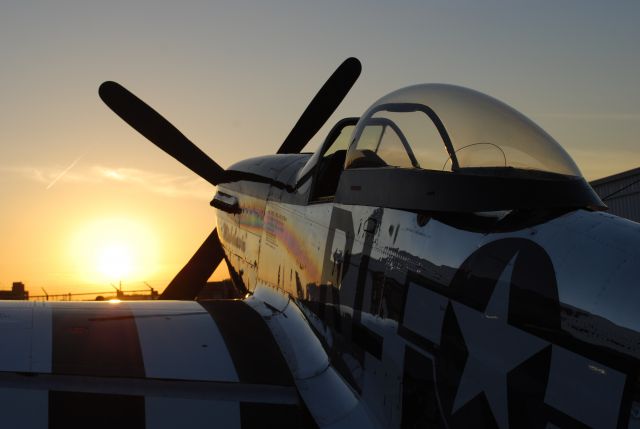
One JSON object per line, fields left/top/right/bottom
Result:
{"left": 590, "top": 167, "right": 640, "bottom": 223}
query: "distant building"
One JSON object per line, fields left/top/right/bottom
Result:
{"left": 590, "top": 167, "right": 640, "bottom": 223}
{"left": 0, "top": 282, "right": 29, "bottom": 300}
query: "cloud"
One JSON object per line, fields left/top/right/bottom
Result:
{"left": 46, "top": 155, "right": 84, "bottom": 189}
{"left": 0, "top": 165, "right": 94, "bottom": 186}
{"left": 1, "top": 164, "right": 212, "bottom": 199}
{"left": 92, "top": 166, "right": 211, "bottom": 199}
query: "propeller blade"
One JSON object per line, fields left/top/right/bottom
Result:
{"left": 277, "top": 57, "right": 361, "bottom": 154}
{"left": 160, "top": 228, "right": 225, "bottom": 300}
{"left": 99, "top": 81, "right": 225, "bottom": 186}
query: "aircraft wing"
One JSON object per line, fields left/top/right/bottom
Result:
{"left": 0, "top": 296, "right": 377, "bottom": 428}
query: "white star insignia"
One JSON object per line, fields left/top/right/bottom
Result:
{"left": 451, "top": 253, "right": 548, "bottom": 429}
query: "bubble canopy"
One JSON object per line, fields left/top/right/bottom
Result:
{"left": 335, "top": 84, "right": 605, "bottom": 212}
{"left": 345, "top": 84, "right": 582, "bottom": 178}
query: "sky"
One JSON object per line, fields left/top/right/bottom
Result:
{"left": 0, "top": 1, "right": 638, "bottom": 295}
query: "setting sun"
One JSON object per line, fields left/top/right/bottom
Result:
{"left": 69, "top": 217, "right": 158, "bottom": 284}
{"left": 97, "top": 242, "right": 134, "bottom": 279}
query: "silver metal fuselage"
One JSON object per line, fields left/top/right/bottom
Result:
{"left": 216, "top": 175, "right": 640, "bottom": 429}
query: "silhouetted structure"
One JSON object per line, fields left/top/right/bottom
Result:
{"left": 0, "top": 282, "right": 29, "bottom": 300}
{"left": 591, "top": 167, "right": 640, "bottom": 223}
{"left": 29, "top": 286, "right": 160, "bottom": 302}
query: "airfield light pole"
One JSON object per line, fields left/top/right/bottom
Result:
{"left": 111, "top": 282, "right": 124, "bottom": 299}
{"left": 144, "top": 281, "right": 158, "bottom": 299}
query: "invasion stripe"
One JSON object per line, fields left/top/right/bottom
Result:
{"left": 146, "top": 397, "right": 241, "bottom": 429}
{"left": 0, "top": 302, "right": 51, "bottom": 374}
{"left": 130, "top": 301, "right": 239, "bottom": 382}
{"left": 50, "top": 303, "right": 146, "bottom": 429}
{"left": 199, "top": 300, "right": 294, "bottom": 386}
{"left": 48, "top": 391, "right": 144, "bottom": 429}
{"left": 51, "top": 303, "right": 145, "bottom": 377}
{"left": 0, "top": 387, "right": 48, "bottom": 428}
{"left": 240, "top": 402, "right": 317, "bottom": 429}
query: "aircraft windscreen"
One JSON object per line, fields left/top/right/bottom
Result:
{"left": 346, "top": 84, "right": 582, "bottom": 177}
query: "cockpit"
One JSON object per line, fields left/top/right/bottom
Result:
{"left": 320, "top": 84, "right": 604, "bottom": 212}
{"left": 345, "top": 84, "right": 582, "bottom": 178}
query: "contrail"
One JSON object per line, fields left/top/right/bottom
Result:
{"left": 46, "top": 155, "right": 84, "bottom": 190}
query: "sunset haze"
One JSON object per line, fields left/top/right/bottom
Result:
{"left": 0, "top": 1, "right": 638, "bottom": 295}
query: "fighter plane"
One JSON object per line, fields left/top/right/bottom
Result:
{"left": 1, "top": 57, "right": 639, "bottom": 429}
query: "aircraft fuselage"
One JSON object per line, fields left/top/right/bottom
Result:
{"left": 216, "top": 160, "right": 640, "bottom": 429}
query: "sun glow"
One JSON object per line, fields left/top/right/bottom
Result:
{"left": 69, "top": 217, "right": 158, "bottom": 284}
{"left": 97, "top": 242, "right": 133, "bottom": 279}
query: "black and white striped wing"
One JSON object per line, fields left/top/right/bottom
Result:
{"left": 0, "top": 300, "right": 311, "bottom": 428}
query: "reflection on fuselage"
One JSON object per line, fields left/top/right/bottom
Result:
{"left": 217, "top": 192, "right": 640, "bottom": 428}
